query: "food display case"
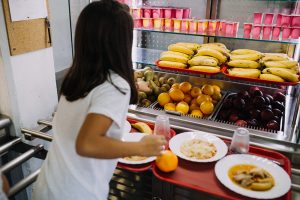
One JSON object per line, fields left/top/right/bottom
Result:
{"left": 126, "top": 0, "right": 300, "bottom": 199}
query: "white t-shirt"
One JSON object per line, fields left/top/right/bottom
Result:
{"left": 32, "top": 72, "right": 130, "bottom": 200}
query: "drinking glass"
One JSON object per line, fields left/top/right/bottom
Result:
{"left": 264, "top": 13, "right": 274, "bottom": 25}
{"left": 282, "top": 27, "right": 291, "bottom": 40}
{"left": 243, "top": 23, "right": 252, "bottom": 38}
{"left": 262, "top": 25, "right": 272, "bottom": 40}
{"left": 154, "top": 115, "right": 171, "bottom": 149}
{"left": 252, "top": 25, "right": 262, "bottom": 39}
{"left": 253, "top": 12, "right": 263, "bottom": 24}
{"left": 272, "top": 26, "right": 281, "bottom": 40}
{"left": 230, "top": 128, "right": 250, "bottom": 154}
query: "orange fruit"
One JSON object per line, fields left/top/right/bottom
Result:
{"left": 169, "top": 88, "right": 184, "bottom": 102}
{"left": 189, "top": 103, "right": 200, "bottom": 112}
{"left": 171, "top": 83, "right": 180, "bottom": 89}
{"left": 212, "top": 85, "right": 221, "bottom": 94}
{"left": 158, "top": 92, "right": 171, "bottom": 106}
{"left": 190, "top": 87, "right": 202, "bottom": 98}
{"left": 212, "top": 92, "right": 222, "bottom": 101}
{"left": 202, "top": 84, "right": 214, "bottom": 96}
{"left": 190, "top": 98, "right": 198, "bottom": 105}
{"left": 196, "top": 94, "right": 212, "bottom": 105}
{"left": 156, "top": 150, "right": 178, "bottom": 172}
{"left": 179, "top": 82, "right": 192, "bottom": 93}
{"left": 183, "top": 94, "right": 192, "bottom": 104}
{"left": 200, "top": 101, "right": 214, "bottom": 115}
{"left": 175, "top": 101, "right": 189, "bottom": 114}
{"left": 164, "top": 103, "right": 176, "bottom": 111}
{"left": 191, "top": 110, "right": 203, "bottom": 118}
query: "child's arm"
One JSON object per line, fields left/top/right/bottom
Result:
{"left": 75, "top": 113, "right": 166, "bottom": 159}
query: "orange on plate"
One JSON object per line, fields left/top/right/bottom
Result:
{"left": 176, "top": 101, "right": 189, "bottom": 114}
{"left": 158, "top": 92, "right": 171, "bottom": 106}
{"left": 156, "top": 150, "right": 178, "bottom": 173}
{"left": 169, "top": 88, "right": 185, "bottom": 102}
{"left": 179, "top": 82, "right": 192, "bottom": 93}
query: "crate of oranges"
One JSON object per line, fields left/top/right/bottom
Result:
{"left": 155, "top": 81, "right": 226, "bottom": 119}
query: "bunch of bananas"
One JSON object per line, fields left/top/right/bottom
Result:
{"left": 131, "top": 122, "right": 153, "bottom": 134}
{"left": 227, "top": 49, "right": 262, "bottom": 79}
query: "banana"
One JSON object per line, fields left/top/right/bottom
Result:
{"left": 131, "top": 122, "right": 153, "bottom": 134}
{"left": 230, "top": 53, "right": 262, "bottom": 61}
{"left": 196, "top": 48, "right": 227, "bottom": 63}
{"left": 290, "top": 65, "right": 300, "bottom": 74}
{"left": 264, "top": 60, "right": 298, "bottom": 68}
{"left": 227, "top": 60, "right": 260, "bottom": 69}
{"left": 176, "top": 42, "right": 200, "bottom": 51}
{"left": 231, "top": 49, "right": 262, "bottom": 55}
{"left": 160, "top": 54, "right": 189, "bottom": 64}
{"left": 199, "top": 45, "right": 230, "bottom": 57}
{"left": 188, "top": 56, "right": 219, "bottom": 66}
{"left": 160, "top": 51, "right": 190, "bottom": 59}
{"left": 228, "top": 68, "right": 261, "bottom": 78}
{"left": 168, "top": 44, "right": 194, "bottom": 55}
{"left": 265, "top": 68, "right": 299, "bottom": 82}
{"left": 200, "top": 43, "right": 227, "bottom": 49}
{"left": 262, "top": 67, "right": 298, "bottom": 75}
{"left": 189, "top": 66, "right": 220, "bottom": 73}
{"left": 261, "top": 54, "right": 289, "bottom": 62}
{"left": 259, "top": 74, "right": 285, "bottom": 82}
{"left": 158, "top": 60, "right": 187, "bottom": 68}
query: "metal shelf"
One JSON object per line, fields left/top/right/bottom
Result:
{"left": 135, "top": 28, "right": 300, "bottom": 45}
{"left": 0, "top": 115, "right": 11, "bottom": 130}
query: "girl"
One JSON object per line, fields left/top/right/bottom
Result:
{"left": 32, "top": 1, "right": 166, "bottom": 199}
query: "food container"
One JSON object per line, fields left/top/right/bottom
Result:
{"left": 262, "top": 25, "right": 272, "bottom": 40}
{"left": 133, "top": 18, "right": 142, "bottom": 28}
{"left": 164, "top": 18, "right": 174, "bottom": 31}
{"left": 243, "top": 23, "right": 252, "bottom": 38}
{"left": 181, "top": 19, "right": 190, "bottom": 32}
{"left": 276, "top": 13, "right": 282, "bottom": 26}
{"left": 173, "top": 19, "right": 182, "bottom": 32}
{"left": 197, "top": 20, "right": 208, "bottom": 34}
{"left": 152, "top": 8, "right": 164, "bottom": 18}
{"left": 215, "top": 20, "right": 221, "bottom": 33}
{"left": 281, "top": 14, "right": 291, "bottom": 27}
{"left": 143, "top": 8, "right": 152, "bottom": 18}
{"left": 233, "top": 22, "right": 239, "bottom": 36}
{"left": 264, "top": 13, "right": 274, "bottom": 25}
{"left": 282, "top": 27, "right": 291, "bottom": 40}
{"left": 208, "top": 20, "right": 217, "bottom": 34}
{"left": 132, "top": 8, "right": 143, "bottom": 19}
{"left": 253, "top": 12, "right": 263, "bottom": 24}
{"left": 164, "top": 8, "right": 175, "bottom": 18}
{"left": 219, "top": 20, "right": 227, "bottom": 34}
{"left": 291, "top": 27, "right": 300, "bottom": 39}
{"left": 252, "top": 24, "right": 262, "bottom": 39}
{"left": 183, "top": 8, "right": 191, "bottom": 18}
{"left": 272, "top": 26, "right": 281, "bottom": 40}
{"left": 291, "top": 15, "right": 300, "bottom": 27}
{"left": 189, "top": 20, "right": 198, "bottom": 33}
{"left": 175, "top": 8, "right": 184, "bottom": 19}
{"left": 153, "top": 18, "right": 164, "bottom": 30}
{"left": 225, "top": 22, "right": 234, "bottom": 36}
{"left": 142, "top": 18, "right": 153, "bottom": 29}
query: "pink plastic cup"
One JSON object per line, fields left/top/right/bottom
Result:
{"left": 189, "top": 20, "right": 198, "bottom": 33}
{"left": 153, "top": 8, "right": 164, "bottom": 18}
{"left": 225, "top": 22, "right": 234, "bottom": 36}
{"left": 132, "top": 8, "right": 143, "bottom": 19}
{"left": 219, "top": 21, "right": 226, "bottom": 34}
{"left": 291, "top": 15, "right": 300, "bottom": 27}
{"left": 262, "top": 25, "right": 272, "bottom": 40}
{"left": 233, "top": 22, "right": 239, "bottom": 36}
{"left": 243, "top": 23, "right": 252, "bottom": 38}
{"left": 197, "top": 20, "right": 208, "bottom": 34}
{"left": 183, "top": 8, "right": 191, "bottom": 19}
{"left": 215, "top": 20, "right": 221, "bottom": 33}
{"left": 208, "top": 20, "right": 217, "bottom": 34}
{"left": 291, "top": 27, "right": 300, "bottom": 39}
{"left": 282, "top": 27, "right": 291, "bottom": 40}
{"left": 173, "top": 19, "right": 182, "bottom": 32}
{"left": 142, "top": 18, "right": 153, "bottom": 29}
{"left": 272, "top": 26, "right": 281, "bottom": 40}
{"left": 281, "top": 14, "right": 291, "bottom": 27}
{"left": 175, "top": 9, "right": 184, "bottom": 19}
{"left": 133, "top": 19, "right": 142, "bottom": 28}
{"left": 254, "top": 12, "right": 263, "bottom": 24}
{"left": 143, "top": 8, "right": 152, "bottom": 18}
{"left": 153, "top": 18, "right": 164, "bottom": 30}
{"left": 164, "top": 8, "right": 174, "bottom": 18}
{"left": 181, "top": 19, "right": 190, "bottom": 32}
{"left": 276, "top": 14, "right": 282, "bottom": 26}
{"left": 164, "top": 18, "right": 174, "bottom": 31}
{"left": 264, "top": 13, "right": 274, "bottom": 25}
{"left": 252, "top": 25, "right": 262, "bottom": 39}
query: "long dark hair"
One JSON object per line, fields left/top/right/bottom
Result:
{"left": 61, "top": 0, "right": 137, "bottom": 104}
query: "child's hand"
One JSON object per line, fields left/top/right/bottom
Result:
{"left": 138, "top": 135, "right": 167, "bottom": 156}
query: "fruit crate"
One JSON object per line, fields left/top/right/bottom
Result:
{"left": 214, "top": 89, "right": 286, "bottom": 133}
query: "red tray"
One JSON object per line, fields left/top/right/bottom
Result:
{"left": 117, "top": 118, "right": 176, "bottom": 173}
{"left": 222, "top": 66, "right": 300, "bottom": 86}
{"left": 156, "top": 60, "right": 221, "bottom": 76}
{"left": 152, "top": 140, "right": 291, "bottom": 200}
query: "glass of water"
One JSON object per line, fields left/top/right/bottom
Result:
{"left": 154, "top": 115, "right": 171, "bottom": 149}
{"left": 230, "top": 128, "right": 250, "bottom": 154}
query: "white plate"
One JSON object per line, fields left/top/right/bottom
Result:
{"left": 118, "top": 132, "right": 156, "bottom": 165}
{"left": 169, "top": 131, "right": 228, "bottom": 162}
{"left": 123, "top": 120, "right": 131, "bottom": 134}
{"left": 215, "top": 154, "right": 291, "bottom": 199}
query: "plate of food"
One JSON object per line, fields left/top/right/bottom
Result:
{"left": 169, "top": 131, "right": 228, "bottom": 162}
{"left": 118, "top": 133, "right": 156, "bottom": 165}
{"left": 215, "top": 154, "right": 291, "bottom": 199}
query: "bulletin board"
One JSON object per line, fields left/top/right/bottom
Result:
{"left": 2, "top": 0, "right": 51, "bottom": 56}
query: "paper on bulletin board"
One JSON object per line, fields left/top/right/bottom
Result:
{"left": 8, "top": 0, "right": 48, "bottom": 22}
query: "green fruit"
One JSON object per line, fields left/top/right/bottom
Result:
{"left": 143, "top": 66, "right": 153, "bottom": 71}
{"left": 144, "top": 70, "right": 154, "bottom": 81}
{"left": 159, "top": 77, "right": 166, "bottom": 85}
{"left": 167, "top": 77, "right": 176, "bottom": 85}
{"left": 138, "top": 91, "right": 147, "bottom": 100}
{"left": 153, "top": 75, "right": 159, "bottom": 81}
{"left": 160, "top": 86, "right": 168, "bottom": 93}
{"left": 162, "top": 84, "right": 171, "bottom": 91}
{"left": 141, "top": 99, "right": 151, "bottom": 107}
{"left": 154, "top": 80, "right": 160, "bottom": 87}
